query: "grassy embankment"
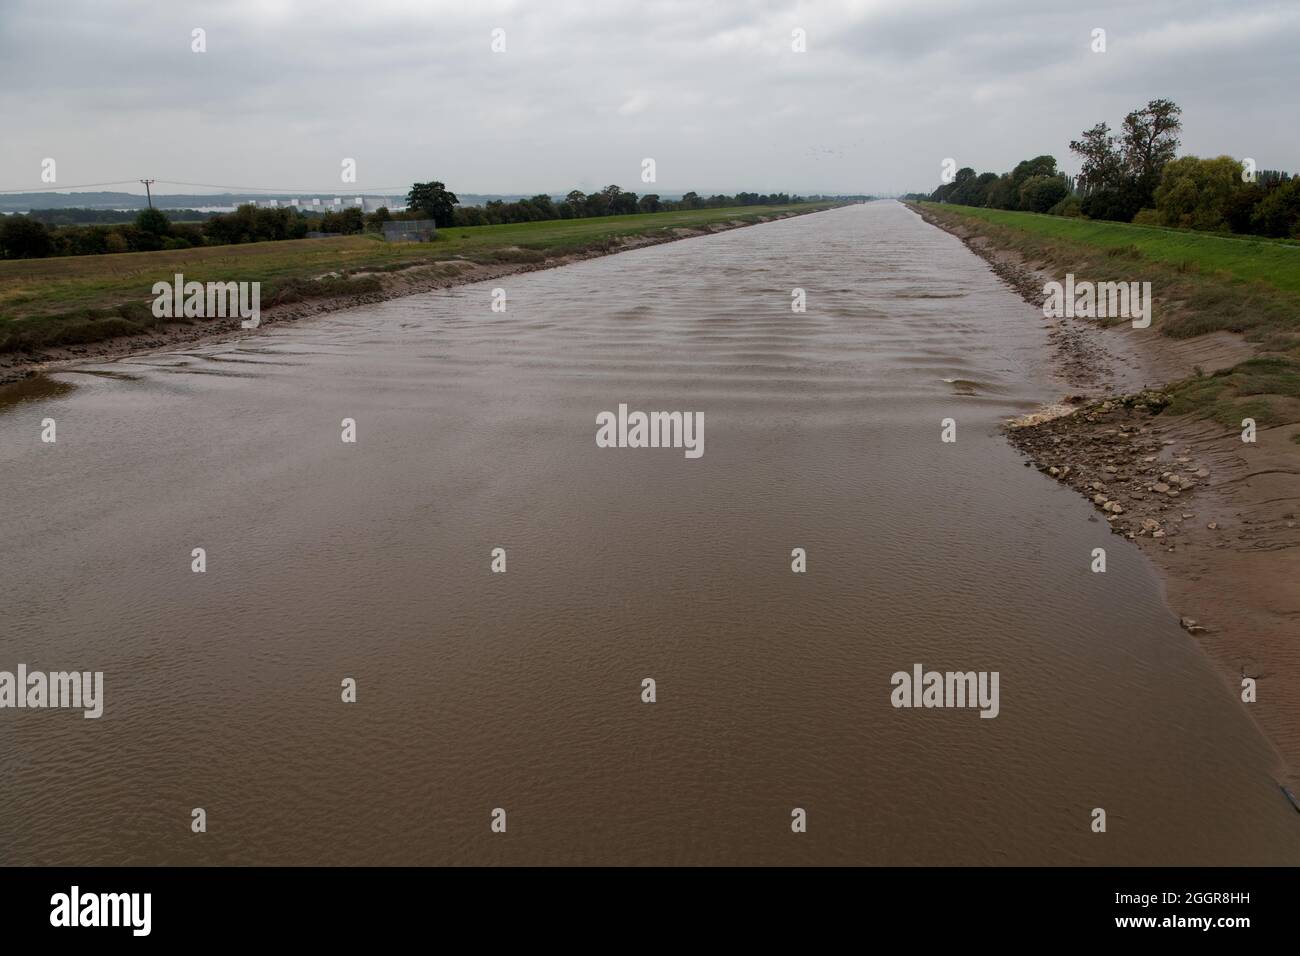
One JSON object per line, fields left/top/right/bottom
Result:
{"left": 915, "top": 202, "right": 1300, "bottom": 438}
{"left": 0, "top": 203, "right": 840, "bottom": 353}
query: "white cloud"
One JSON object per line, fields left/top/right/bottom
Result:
{"left": 0, "top": 0, "right": 1295, "bottom": 196}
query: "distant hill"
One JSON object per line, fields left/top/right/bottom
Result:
{"left": 2, "top": 190, "right": 876, "bottom": 214}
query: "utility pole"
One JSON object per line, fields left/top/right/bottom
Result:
{"left": 139, "top": 179, "right": 155, "bottom": 208}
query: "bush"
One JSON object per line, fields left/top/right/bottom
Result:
{"left": 1018, "top": 174, "right": 1069, "bottom": 213}
{"left": 1047, "top": 196, "right": 1083, "bottom": 218}
{"left": 1152, "top": 155, "right": 1241, "bottom": 231}
{"left": 1249, "top": 179, "right": 1300, "bottom": 238}
{"left": 0, "top": 215, "right": 53, "bottom": 258}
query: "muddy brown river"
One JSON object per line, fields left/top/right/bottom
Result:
{"left": 2, "top": 201, "right": 1297, "bottom": 864}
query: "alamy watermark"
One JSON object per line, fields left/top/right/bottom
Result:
{"left": 1042, "top": 274, "right": 1151, "bottom": 328}
{"left": 151, "top": 273, "right": 261, "bottom": 328}
{"left": 596, "top": 404, "right": 704, "bottom": 459}
{"left": 1, "top": 664, "right": 103, "bottom": 718}
{"left": 50, "top": 886, "right": 150, "bottom": 936}
{"left": 890, "top": 663, "right": 1000, "bottom": 718}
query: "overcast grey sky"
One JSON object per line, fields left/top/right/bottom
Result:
{"left": 1, "top": 0, "right": 1297, "bottom": 197}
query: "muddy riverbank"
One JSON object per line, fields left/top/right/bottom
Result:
{"left": 912, "top": 201, "right": 1300, "bottom": 791}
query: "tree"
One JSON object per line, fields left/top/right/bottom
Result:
{"left": 1010, "top": 155, "right": 1058, "bottom": 187}
{"left": 1018, "top": 175, "right": 1069, "bottom": 213}
{"left": 1152, "top": 156, "right": 1241, "bottom": 231}
{"left": 1249, "top": 178, "right": 1300, "bottom": 238}
{"left": 638, "top": 193, "right": 661, "bottom": 213}
{"left": 0, "top": 215, "right": 53, "bottom": 258}
{"left": 135, "top": 207, "right": 171, "bottom": 237}
{"left": 1121, "top": 98, "right": 1182, "bottom": 186}
{"left": 1069, "top": 122, "right": 1122, "bottom": 194}
{"left": 609, "top": 190, "right": 639, "bottom": 215}
{"left": 1070, "top": 100, "right": 1182, "bottom": 221}
{"left": 985, "top": 173, "right": 1018, "bottom": 209}
{"left": 933, "top": 166, "right": 975, "bottom": 203}
{"left": 406, "top": 181, "right": 460, "bottom": 227}
{"left": 679, "top": 191, "right": 702, "bottom": 209}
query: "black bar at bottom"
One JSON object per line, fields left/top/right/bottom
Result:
{"left": 0, "top": 866, "right": 1287, "bottom": 941}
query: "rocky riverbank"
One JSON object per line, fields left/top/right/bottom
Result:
{"left": 913, "top": 201, "right": 1300, "bottom": 794}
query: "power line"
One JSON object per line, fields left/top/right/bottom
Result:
{"left": 0, "top": 180, "right": 142, "bottom": 194}
{"left": 0, "top": 178, "right": 408, "bottom": 195}
{"left": 153, "top": 179, "right": 408, "bottom": 194}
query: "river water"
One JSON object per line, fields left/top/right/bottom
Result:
{"left": 2, "top": 201, "right": 1296, "bottom": 864}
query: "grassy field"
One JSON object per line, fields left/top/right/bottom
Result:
{"left": 0, "top": 203, "right": 839, "bottom": 351}
{"left": 921, "top": 203, "right": 1300, "bottom": 295}
{"left": 915, "top": 202, "right": 1300, "bottom": 435}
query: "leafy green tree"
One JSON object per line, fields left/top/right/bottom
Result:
{"left": 135, "top": 207, "right": 171, "bottom": 236}
{"left": 1250, "top": 178, "right": 1300, "bottom": 238}
{"left": 985, "top": 174, "right": 1018, "bottom": 209}
{"left": 609, "top": 190, "right": 639, "bottom": 215}
{"left": 1153, "top": 156, "right": 1241, "bottom": 231}
{"left": 1011, "top": 155, "right": 1058, "bottom": 187}
{"left": 1121, "top": 98, "right": 1182, "bottom": 186}
{"left": 405, "top": 181, "right": 460, "bottom": 227}
{"left": 1069, "top": 122, "right": 1123, "bottom": 194}
{"left": 1018, "top": 175, "right": 1069, "bottom": 213}
{"left": 0, "top": 215, "right": 53, "bottom": 258}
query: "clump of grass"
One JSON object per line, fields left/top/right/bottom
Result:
{"left": 1163, "top": 356, "right": 1300, "bottom": 428}
{"left": 1106, "top": 243, "right": 1142, "bottom": 260}
{"left": 264, "top": 274, "right": 383, "bottom": 305}
{"left": 476, "top": 247, "right": 548, "bottom": 265}
{"left": 0, "top": 301, "right": 162, "bottom": 353}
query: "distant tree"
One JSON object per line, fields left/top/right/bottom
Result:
{"left": 1018, "top": 174, "right": 1069, "bottom": 213}
{"left": 526, "top": 194, "right": 557, "bottom": 220}
{"left": 1121, "top": 98, "right": 1182, "bottom": 187}
{"left": 679, "top": 191, "right": 702, "bottom": 209}
{"left": 363, "top": 206, "right": 392, "bottom": 232}
{"left": 1071, "top": 99, "right": 1181, "bottom": 221}
{"left": 1249, "top": 178, "right": 1300, "bottom": 238}
{"left": 1153, "top": 156, "right": 1241, "bottom": 231}
{"left": 1080, "top": 181, "right": 1149, "bottom": 223}
{"left": 985, "top": 173, "right": 1018, "bottom": 209}
{"left": 609, "top": 190, "right": 639, "bottom": 215}
{"left": 405, "top": 181, "right": 460, "bottom": 227}
{"left": 131, "top": 207, "right": 171, "bottom": 251}
{"left": 638, "top": 193, "right": 661, "bottom": 213}
{"left": 0, "top": 215, "right": 53, "bottom": 258}
{"left": 1069, "top": 122, "right": 1123, "bottom": 194}
{"left": 135, "top": 207, "right": 171, "bottom": 236}
{"left": 1010, "top": 155, "right": 1058, "bottom": 188}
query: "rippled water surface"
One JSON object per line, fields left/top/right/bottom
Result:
{"left": 2, "top": 201, "right": 1296, "bottom": 864}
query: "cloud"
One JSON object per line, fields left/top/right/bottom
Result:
{"left": 0, "top": 0, "right": 1295, "bottom": 196}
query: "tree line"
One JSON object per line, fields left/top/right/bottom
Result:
{"left": 402, "top": 181, "right": 815, "bottom": 228}
{"left": 0, "top": 204, "right": 385, "bottom": 259}
{"left": 915, "top": 99, "right": 1299, "bottom": 240}
{"left": 0, "top": 186, "right": 823, "bottom": 259}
